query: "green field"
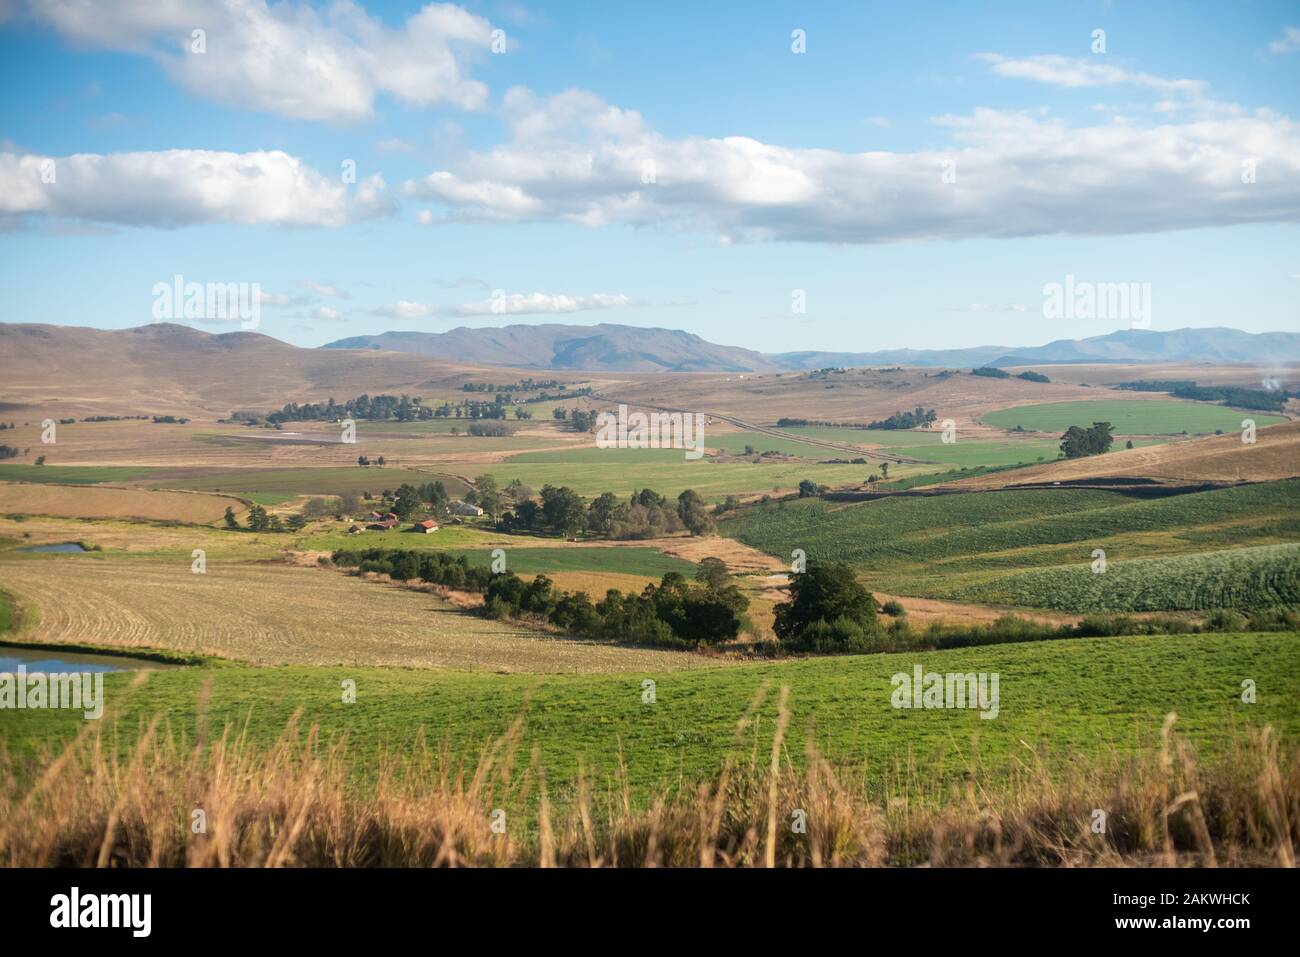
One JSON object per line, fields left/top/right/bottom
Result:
{"left": 0, "top": 465, "right": 155, "bottom": 485}
{"left": 159, "top": 467, "right": 472, "bottom": 499}
{"left": 941, "top": 543, "right": 1300, "bottom": 612}
{"left": 981, "top": 399, "right": 1287, "bottom": 435}
{"left": 488, "top": 449, "right": 913, "bottom": 500}
{"left": 724, "top": 480, "right": 1300, "bottom": 610}
{"left": 2, "top": 631, "right": 1295, "bottom": 807}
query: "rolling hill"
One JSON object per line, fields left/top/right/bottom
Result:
{"left": 325, "top": 324, "right": 1300, "bottom": 372}
{"left": 323, "top": 323, "right": 777, "bottom": 373}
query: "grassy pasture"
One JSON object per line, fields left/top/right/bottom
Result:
{"left": 486, "top": 451, "right": 911, "bottom": 500}
{"left": 982, "top": 399, "right": 1286, "bottom": 435}
{"left": 0, "top": 515, "right": 291, "bottom": 562}
{"left": 0, "top": 482, "right": 242, "bottom": 523}
{"left": 160, "top": 467, "right": 471, "bottom": 500}
{"left": 2, "top": 631, "right": 1295, "bottom": 808}
{"left": 0, "top": 465, "right": 155, "bottom": 484}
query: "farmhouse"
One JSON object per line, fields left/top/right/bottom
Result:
{"left": 412, "top": 519, "right": 439, "bottom": 533}
{"left": 449, "top": 500, "right": 484, "bottom": 516}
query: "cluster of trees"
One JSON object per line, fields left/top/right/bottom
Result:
{"left": 462, "top": 378, "right": 564, "bottom": 393}
{"left": 266, "top": 394, "right": 430, "bottom": 424}
{"left": 223, "top": 504, "right": 308, "bottom": 532}
{"left": 467, "top": 421, "right": 516, "bottom": 437}
{"left": 970, "top": 366, "right": 1010, "bottom": 379}
{"left": 80, "top": 415, "right": 150, "bottom": 423}
{"left": 1016, "top": 370, "right": 1051, "bottom": 383}
{"left": 1117, "top": 380, "right": 1291, "bottom": 412}
{"left": 151, "top": 415, "right": 190, "bottom": 424}
{"left": 376, "top": 480, "right": 451, "bottom": 519}
{"left": 551, "top": 407, "right": 599, "bottom": 432}
{"left": 433, "top": 398, "right": 510, "bottom": 420}
{"left": 333, "top": 548, "right": 496, "bottom": 591}
{"left": 773, "top": 562, "right": 881, "bottom": 652}
{"left": 331, "top": 549, "right": 750, "bottom": 649}
{"left": 0, "top": 445, "right": 22, "bottom": 459}
{"left": 497, "top": 485, "right": 715, "bottom": 538}
{"left": 1060, "top": 421, "right": 1114, "bottom": 458}
{"left": 867, "top": 407, "right": 937, "bottom": 430}
{"left": 798, "top": 479, "right": 827, "bottom": 498}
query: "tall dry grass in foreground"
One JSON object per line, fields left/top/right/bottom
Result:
{"left": 1, "top": 688, "right": 1296, "bottom": 867}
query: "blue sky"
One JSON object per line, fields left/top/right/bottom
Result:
{"left": 0, "top": 0, "right": 1297, "bottom": 352}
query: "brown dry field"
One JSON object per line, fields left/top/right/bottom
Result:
{"left": 0, "top": 483, "right": 244, "bottom": 523}
{"left": 0, "top": 418, "right": 588, "bottom": 470}
{"left": 0, "top": 556, "right": 714, "bottom": 673}
{"left": 950, "top": 418, "right": 1300, "bottom": 489}
{"left": 591, "top": 366, "right": 1196, "bottom": 430}
{"left": 1021, "top": 361, "right": 1295, "bottom": 389}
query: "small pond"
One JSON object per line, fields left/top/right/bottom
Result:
{"left": 0, "top": 647, "right": 176, "bottom": 673}
{"left": 16, "top": 542, "right": 87, "bottom": 554}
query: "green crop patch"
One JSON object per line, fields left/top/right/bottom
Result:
{"left": 0, "top": 465, "right": 155, "bottom": 485}
{"left": 724, "top": 479, "right": 1300, "bottom": 612}
{"left": 982, "top": 399, "right": 1286, "bottom": 435}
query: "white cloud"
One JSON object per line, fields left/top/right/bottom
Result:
{"left": 372, "top": 291, "right": 636, "bottom": 319}
{"left": 315, "top": 306, "right": 345, "bottom": 320}
{"left": 0, "top": 149, "right": 394, "bottom": 227}
{"left": 974, "top": 53, "right": 1205, "bottom": 95}
{"left": 299, "top": 280, "right": 351, "bottom": 299}
{"left": 376, "top": 138, "right": 417, "bottom": 154}
{"left": 1268, "top": 26, "right": 1300, "bottom": 55}
{"left": 400, "top": 85, "right": 1300, "bottom": 244}
{"left": 21, "top": 0, "right": 493, "bottom": 123}
{"left": 373, "top": 299, "right": 438, "bottom": 319}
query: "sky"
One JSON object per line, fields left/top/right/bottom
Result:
{"left": 0, "top": 0, "right": 1297, "bottom": 353}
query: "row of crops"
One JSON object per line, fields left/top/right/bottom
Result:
{"left": 939, "top": 544, "right": 1300, "bottom": 612}
{"left": 725, "top": 480, "right": 1298, "bottom": 570}
{"left": 722, "top": 479, "right": 1300, "bottom": 612}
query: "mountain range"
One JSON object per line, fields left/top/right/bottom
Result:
{"left": 323, "top": 325, "right": 1300, "bottom": 373}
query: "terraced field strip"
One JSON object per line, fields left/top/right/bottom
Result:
{"left": 0, "top": 556, "right": 712, "bottom": 673}
{"left": 938, "top": 543, "right": 1300, "bottom": 612}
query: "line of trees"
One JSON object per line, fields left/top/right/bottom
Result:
{"left": 223, "top": 504, "right": 308, "bottom": 532}
{"left": 330, "top": 550, "right": 751, "bottom": 649}
{"left": 867, "top": 407, "right": 938, "bottom": 430}
{"left": 265, "top": 394, "right": 430, "bottom": 424}
{"left": 497, "top": 485, "right": 715, "bottom": 538}
{"left": 1116, "top": 379, "right": 1291, "bottom": 412}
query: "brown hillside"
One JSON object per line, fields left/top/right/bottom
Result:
{"left": 949, "top": 420, "right": 1300, "bottom": 488}
{"left": 0, "top": 322, "right": 547, "bottom": 418}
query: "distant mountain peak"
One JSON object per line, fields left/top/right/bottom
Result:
{"left": 322, "top": 323, "right": 1300, "bottom": 372}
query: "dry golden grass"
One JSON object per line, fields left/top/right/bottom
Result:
{"left": 0, "top": 556, "right": 711, "bottom": 672}
{"left": 951, "top": 419, "right": 1300, "bottom": 489}
{"left": 0, "top": 483, "right": 242, "bottom": 523}
{"left": 0, "top": 418, "right": 584, "bottom": 470}
{"left": 0, "top": 515, "right": 285, "bottom": 561}
{"left": 2, "top": 690, "right": 1294, "bottom": 867}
